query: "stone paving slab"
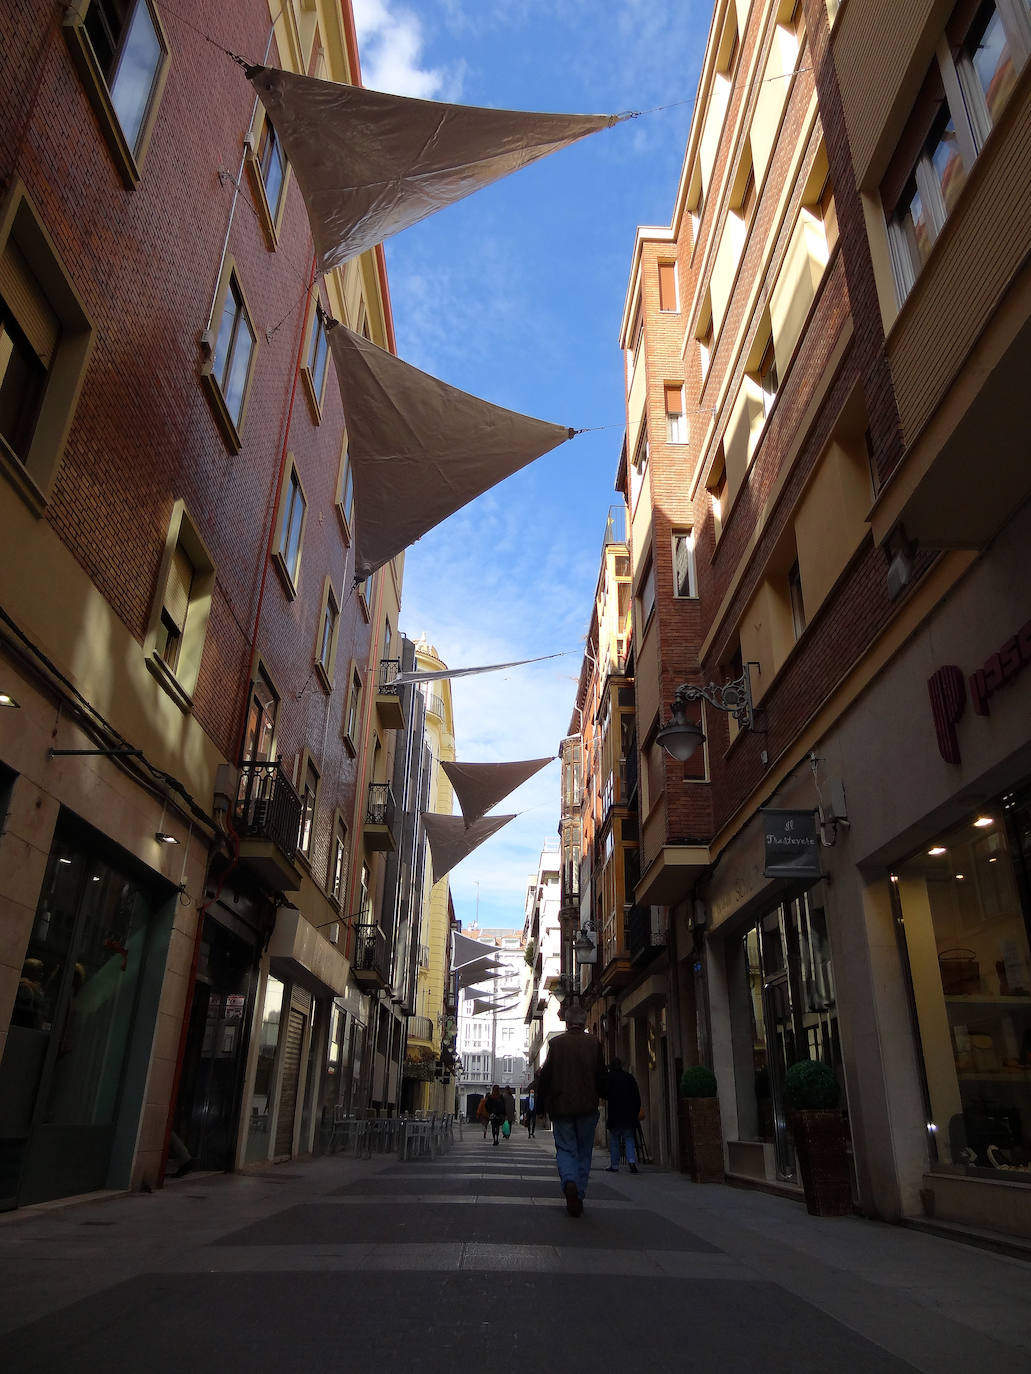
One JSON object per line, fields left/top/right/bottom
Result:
{"left": 331, "top": 1175, "right": 624, "bottom": 1199}
{"left": 0, "top": 1271, "right": 917, "bottom": 1374}
{"left": 211, "top": 1200, "right": 720, "bottom": 1250}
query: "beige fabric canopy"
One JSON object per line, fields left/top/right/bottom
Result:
{"left": 422, "top": 812, "right": 516, "bottom": 885}
{"left": 246, "top": 66, "right": 620, "bottom": 271}
{"left": 442, "top": 758, "right": 552, "bottom": 827}
{"left": 327, "top": 324, "right": 573, "bottom": 578}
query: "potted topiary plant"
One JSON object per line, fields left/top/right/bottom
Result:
{"left": 784, "top": 1059, "right": 851, "bottom": 1217}
{"left": 678, "top": 1065, "right": 725, "bottom": 1183}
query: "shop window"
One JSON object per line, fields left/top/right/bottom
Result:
{"left": 0, "top": 190, "right": 93, "bottom": 511}
{"left": 64, "top": 0, "right": 170, "bottom": 186}
{"left": 246, "top": 974, "right": 284, "bottom": 1163}
{"left": 895, "top": 801, "right": 1031, "bottom": 1171}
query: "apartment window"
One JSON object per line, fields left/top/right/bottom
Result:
{"left": 638, "top": 557, "right": 656, "bottom": 626}
{"left": 336, "top": 442, "right": 354, "bottom": 540}
{"left": 274, "top": 460, "right": 306, "bottom": 594}
{"left": 64, "top": 0, "right": 169, "bottom": 184}
{"left": 202, "top": 262, "right": 257, "bottom": 450}
{"left": 632, "top": 424, "right": 649, "bottom": 478}
{"left": 788, "top": 559, "right": 806, "bottom": 640}
{"left": 707, "top": 446, "right": 727, "bottom": 540}
{"left": 146, "top": 501, "right": 215, "bottom": 711}
{"left": 627, "top": 307, "right": 644, "bottom": 383}
{"left": 344, "top": 665, "right": 363, "bottom": 753}
{"left": 258, "top": 118, "right": 286, "bottom": 221}
{"left": 315, "top": 579, "right": 340, "bottom": 690}
{"left": 673, "top": 529, "right": 697, "bottom": 598}
{"left": 244, "top": 668, "right": 278, "bottom": 763}
{"left": 356, "top": 576, "right": 371, "bottom": 621}
{"left": 329, "top": 818, "right": 348, "bottom": 903}
{"left": 359, "top": 862, "right": 371, "bottom": 921}
{"left": 303, "top": 300, "right": 330, "bottom": 419}
{"left": 697, "top": 295, "right": 714, "bottom": 377}
{"left": 657, "top": 262, "right": 679, "bottom": 312}
{"left": 756, "top": 334, "right": 779, "bottom": 418}
{"left": 884, "top": 2, "right": 1030, "bottom": 301}
{"left": 298, "top": 757, "right": 319, "bottom": 858}
{"left": 665, "top": 384, "right": 687, "bottom": 443}
{"left": 719, "top": 17, "right": 739, "bottom": 74}
{"left": 0, "top": 191, "right": 92, "bottom": 510}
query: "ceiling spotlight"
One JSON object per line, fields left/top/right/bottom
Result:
{"left": 988, "top": 856, "right": 998, "bottom": 864}
{"left": 155, "top": 831, "right": 179, "bottom": 845}
{"left": 955, "top": 873, "right": 966, "bottom": 881}
{"left": 0, "top": 692, "right": 19, "bottom": 708}
{"left": 927, "top": 846, "right": 947, "bottom": 856}
{"left": 889, "top": 873, "right": 899, "bottom": 884}
{"left": 973, "top": 816, "right": 994, "bottom": 828}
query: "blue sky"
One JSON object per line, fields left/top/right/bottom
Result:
{"left": 352, "top": 0, "right": 709, "bottom": 931}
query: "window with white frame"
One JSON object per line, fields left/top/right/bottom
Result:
{"left": 298, "top": 756, "right": 319, "bottom": 858}
{"left": 665, "top": 384, "right": 687, "bottom": 443}
{"left": 885, "top": 0, "right": 1030, "bottom": 301}
{"left": 672, "top": 529, "right": 697, "bottom": 598}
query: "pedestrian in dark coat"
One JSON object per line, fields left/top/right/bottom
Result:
{"left": 604, "top": 1057, "right": 641, "bottom": 1173}
{"left": 483, "top": 1084, "right": 506, "bottom": 1145}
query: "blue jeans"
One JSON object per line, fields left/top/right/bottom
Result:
{"left": 608, "top": 1125, "right": 637, "bottom": 1168}
{"left": 551, "top": 1112, "right": 599, "bottom": 1199}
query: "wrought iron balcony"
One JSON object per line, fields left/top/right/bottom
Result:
{"left": 628, "top": 903, "right": 666, "bottom": 965}
{"left": 351, "top": 921, "right": 390, "bottom": 990}
{"left": 364, "top": 782, "right": 396, "bottom": 851}
{"left": 376, "top": 658, "right": 405, "bottom": 730}
{"left": 234, "top": 761, "right": 303, "bottom": 891}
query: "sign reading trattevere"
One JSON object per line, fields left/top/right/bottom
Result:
{"left": 761, "top": 809, "right": 821, "bottom": 879}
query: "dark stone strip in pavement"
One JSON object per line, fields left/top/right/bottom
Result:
{"left": 321, "top": 1192, "right": 632, "bottom": 1205}
{"left": 209, "top": 1200, "right": 721, "bottom": 1251}
{"left": 0, "top": 1271, "right": 917, "bottom": 1374}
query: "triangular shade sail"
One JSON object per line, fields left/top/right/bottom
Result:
{"left": 395, "top": 652, "right": 567, "bottom": 686}
{"left": 422, "top": 812, "right": 516, "bottom": 884}
{"left": 453, "top": 930, "right": 497, "bottom": 968}
{"left": 456, "top": 961, "right": 503, "bottom": 992}
{"left": 442, "top": 758, "right": 553, "bottom": 828}
{"left": 247, "top": 66, "right": 620, "bottom": 272}
{"left": 328, "top": 325, "right": 573, "bottom": 579}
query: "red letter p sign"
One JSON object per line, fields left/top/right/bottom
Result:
{"left": 927, "top": 666, "right": 966, "bottom": 765}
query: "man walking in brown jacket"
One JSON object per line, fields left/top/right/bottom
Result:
{"left": 537, "top": 1002, "right": 606, "bottom": 1216}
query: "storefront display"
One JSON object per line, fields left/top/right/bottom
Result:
{"left": 895, "top": 791, "right": 1031, "bottom": 1174}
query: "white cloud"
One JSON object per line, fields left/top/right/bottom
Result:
{"left": 353, "top": 0, "right": 466, "bottom": 99}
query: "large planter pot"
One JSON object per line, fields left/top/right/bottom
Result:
{"left": 678, "top": 1097, "right": 725, "bottom": 1183}
{"left": 789, "top": 1109, "right": 852, "bottom": 1216}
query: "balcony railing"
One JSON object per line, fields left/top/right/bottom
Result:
{"left": 407, "top": 1014, "right": 434, "bottom": 1042}
{"left": 366, "top": 781, "right": 396, "bottom": 828}
{"left": 602, "top": 503, "right": 627, "bottom": 551}
{"left": 235, "top": 761, "right": 302, "bottom": 863}
{"left": 628, "top": 903, "right": 666, "bottom": 965}
{"left": 351, "top": 921, "right": 390, "bottom": 988}
{"left": 378, "top": 658, "right": 401, "bottom": 693}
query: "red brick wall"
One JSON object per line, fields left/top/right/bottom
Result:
{"left": 1, "top": 2, "right": 373, "bottom": 882}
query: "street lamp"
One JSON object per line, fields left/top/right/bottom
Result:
{"left": 656, "top": 668, "right": 755, "bottom": 763}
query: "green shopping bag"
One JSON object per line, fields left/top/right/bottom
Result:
{"left": 502, "top": 1118, "right": 511, "bottom": 1138}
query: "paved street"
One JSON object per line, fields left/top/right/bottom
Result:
{"left": 1, "top": 1131, "right": 1030, "bottom": 1374}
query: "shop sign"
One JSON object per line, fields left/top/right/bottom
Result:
{"left": 761, "top": 809, "right": 821, "bottom": 879}
{"left": 928, "top": 616, "right": 1031, "bottom": 764}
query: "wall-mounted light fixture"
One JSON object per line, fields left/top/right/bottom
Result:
{"left": 155, "top": 832, "right": 179, "bottom": 845}
{"left": 656, "top": 668, "right": 755, "bottom": 763}
{"left": 0, "top": 692, "right": 20, "bottom": 708}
